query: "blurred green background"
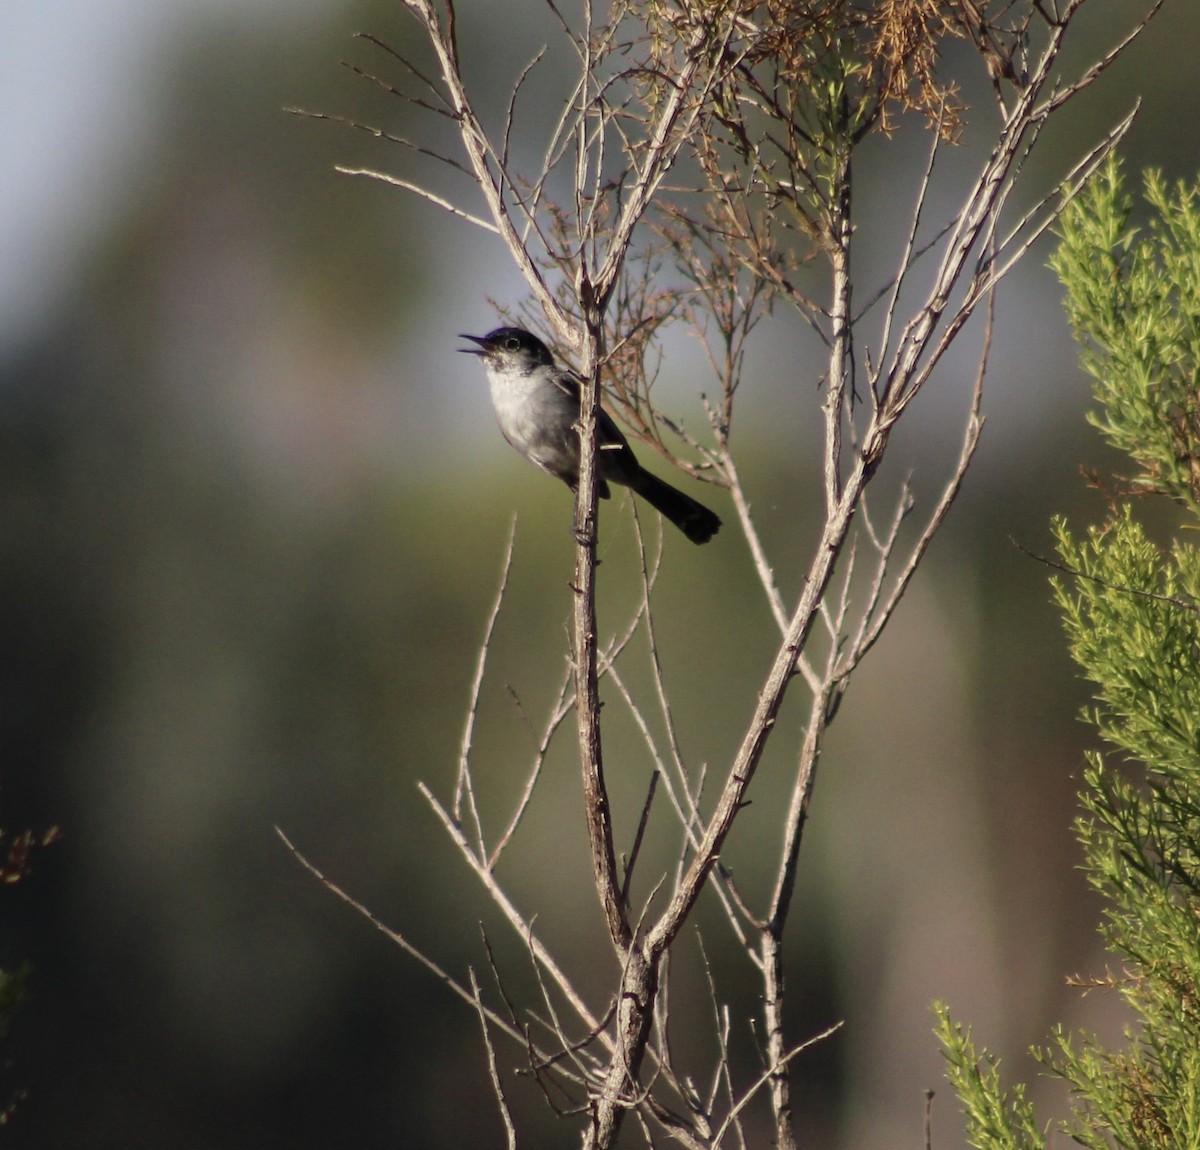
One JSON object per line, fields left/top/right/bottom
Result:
{"left": 3, "top": 3, "right": 1198, "bottom": 1147}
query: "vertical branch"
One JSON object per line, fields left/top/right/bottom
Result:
{"left": 565, "top": 2, "right": 745, "bottom": 967}
{"left": 295, "top": 5, "right": 1173, "bottom": 1149}
{"left": 824, "top": 139, "right": 854, "bottom": 514}
{"left": 564, "top": 0, "right": 624, "bottom": 949}
{"left": 573, "top": 319, "right": 630, "bottom": 951}
{"left": 760, "top": 686, "right": 834, "bottom": 1150}
{"left": 755, "top": 133, "right": 852, "bottom": 1142}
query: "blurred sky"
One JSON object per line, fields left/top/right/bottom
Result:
{"left": 2, "top": 2, "right": 171, "bottom": 345}
{"left": 7, "top": 0, "right": 1198, "bottom": 460}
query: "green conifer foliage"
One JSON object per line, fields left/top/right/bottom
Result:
{"left": 938, "top": 157, "right": 1200, "bottom": 1149}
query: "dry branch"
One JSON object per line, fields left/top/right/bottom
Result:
{"left": 285, "top": 3, "right": 1167, "bottom": 1145}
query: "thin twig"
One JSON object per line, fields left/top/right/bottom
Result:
{"left": 1014, "top": 542, "right": 1200, "bottom": 616}
{"left": 455, "top": 518, "right": 518, "bottom": 850}
{"left": 489, "top": 666, "right": 574, "bottom": 868}
{"left": 710, "top": 1023, "right": 844, "bottom": 1148}
{"left": 277, "top": 827, "right": 527, "bottom": 1050}
{"left": 334, "top": 166, "right": 500, "bottom": 232}
{"left": 469, "top": 967, "right": 519, "bottom": 1150}
{"left": 840, "top": 284, "right": 989, "bottom": 678}
{"left": 621, "top": 771, "right": 660, "bottom": 908}
{"left": 418, "top": 785, "right": 610, "bottom": 1045}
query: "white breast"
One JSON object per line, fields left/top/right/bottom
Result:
{"left": 486, "top": 364, "right": 580, "bottom": 480}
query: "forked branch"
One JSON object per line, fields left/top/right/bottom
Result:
{"left": 286, "top": 3, "right": 1165, "bottom": 1147}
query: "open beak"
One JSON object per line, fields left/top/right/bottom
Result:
{"left": 457, "top": 333, "right": 488, "bottom": 355}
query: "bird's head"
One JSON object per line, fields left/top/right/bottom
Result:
{"left": 458, "top": 327, "right": 555, "bottom": 374}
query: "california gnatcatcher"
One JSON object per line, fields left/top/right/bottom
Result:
{"left": 459, "top": 327, "right": 721, "bottom": 544}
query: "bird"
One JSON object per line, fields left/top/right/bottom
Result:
{"left": 459, "top": 327, "right": 721, "bottom": 544}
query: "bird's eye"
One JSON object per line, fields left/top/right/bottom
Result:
{"left": 504, "top": 337, "right": 520, "bottom": 350}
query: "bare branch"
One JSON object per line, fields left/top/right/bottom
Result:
{"left": 710, "top": 1023, "right": 844, "bottom": 1149}
{"left": 454, "top": 518, "right": 518, "bottom": 850}
{"left": 621, "top": 770, "right": 659, "bottom": 908}
{"left": 289, "top": 107, "right": 472, "bottom": 170}
{"left": 353, "top": 31, "right": 457, "bottom": 116}
{"left": 276, "top": 828, "right": 528, "bottom": 1049}
{"left": 399, "top": 0, "right": 575, "bottom": 344}
{"left": 469, "top": 967, "right": 519, "bottom": 1150}
{"left": 868, "top": 124, "right": 945, "bottom": 394}
{"left": 418, "top": 785, "right": 610, "bottom": 1043}
{"left": 502, "top": 47, "right": 549, "bottom": 171}
{"left": 303, "top": 5, "right": 1165, "bottom": 1146}
{"left": 840, "top": 292, "right": 990, "bottom": 678}
{"left": 488, "top": 667, "right": 573, "bottom": 868}
{"left": 334, "top": 166, "right": 500, "bottom": 232}
{"left": 1033, "top": 0, "right": 1164, "bottom": 119}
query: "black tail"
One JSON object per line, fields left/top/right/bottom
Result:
{"left": 628, "top": 468, "right": 721, "bottom": 544}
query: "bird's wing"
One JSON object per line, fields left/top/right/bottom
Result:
{"left": 552, "top": 367, "right": 633, "bottom": 452}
